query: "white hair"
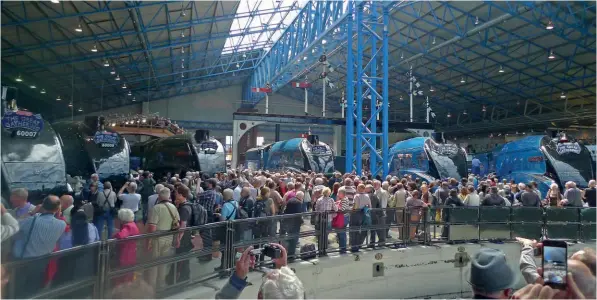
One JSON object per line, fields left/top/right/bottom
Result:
{"left": 158, "top": 188, "right": 171, "bottom": 200}
{"left": 589, "top": 180, "right": 596, "bottom": 188}
{"left": 550, "top": 183, "right": 559, "bottom": 190}
{"left": 314, "top": 178, "right": 324, "bottom": 185}
{"left": 118, "top": 208, "right": 135, "bottom": 223}
{"left": 260, "top": 266, "right": 305, "bottom": 299}
{"left": 128, "top": 182, "right": 137, "bottom": 192}
{"left": 295, "top": 191, "right": 305, "bottom": 200}
{"left": 154, "top": 184, "right": 164, "bottom": 194}
{"left": 518, "top": 183, "right": 526, "bottom": 190}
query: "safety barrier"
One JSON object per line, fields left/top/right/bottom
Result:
{"left": 2, "top": 206, "right": 594, "bottom": 298}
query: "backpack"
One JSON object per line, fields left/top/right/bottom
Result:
{"left": 184, "top": 202, "right": 208, "bottom": 227}
{"left": 237, "top": 198, "right": 250, "bottom": 219}
{"left": 254, "top": 200, "right": 268, "bottom": 218}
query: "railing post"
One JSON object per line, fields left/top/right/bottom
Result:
{"left": 224, "top": 221, "right": 235, "bottom": 270}
{"left": 318, "top": 212, "right": 328, "bottom": 256}
{"left": 97, "top": 242, "right": 109, "bottom": 299}
{"left": 422, "top": 208, "right": 428, "bottom": 245}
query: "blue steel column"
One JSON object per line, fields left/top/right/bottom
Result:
{"left": 382, "top": 5, "right": 390, "bottom": 176}
{"left": 369, "top": 7, "right": 378, "bottom": 174}
{"left": 355, "top": 3, "right": 364, "bottom": 175}
{"left": 345, "top": 1, "right": 355, "bottom": 173}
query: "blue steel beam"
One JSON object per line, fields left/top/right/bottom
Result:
{"left": 248, "top": 0, "right": 356, "bottom": 105}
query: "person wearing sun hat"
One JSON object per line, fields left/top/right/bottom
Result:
{"left": 469, "top": 248, "right": 517, "bottom": 299}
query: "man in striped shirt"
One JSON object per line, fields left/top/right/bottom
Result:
{"left": 343, "top": 178, "right": 356, "bottom": 208}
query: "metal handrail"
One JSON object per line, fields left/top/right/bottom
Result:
{"left": 4, "top": 206, "right": 593, "bottom": 299}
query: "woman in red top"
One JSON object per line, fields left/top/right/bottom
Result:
{"left": 113, "top": 208, "right": 140, "bottom": 284}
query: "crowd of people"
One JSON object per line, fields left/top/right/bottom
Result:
{"left": 0, "top": 168, "right": 595, "bottom": 298}
{"left": 107, "top": 114, "right": 185, "bottom": 135}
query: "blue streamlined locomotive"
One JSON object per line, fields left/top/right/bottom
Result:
{"left": 389, "top": 137, "right": 468, "bottom": 182}
{"left": 244, "top": 136, "right": 335, "bottom": 173}
{"left": 494, "top": 135, "right": 594, "bottom": 197}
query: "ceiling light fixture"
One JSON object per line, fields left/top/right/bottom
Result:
{"left": 122, "top": 83, "right": 127, "bottom": 89}
{"left": 91, "top": 44, "right": 98, "bottom": 52}
{"left": 447, "top": 112, "right": 452, "bottom": 118}
{"left": 78, "top": 107, "right": 83, "bottom": 112}
{"left": 429, "top": 86, "right": 434, "bottom": 92}
{"left": 50, "top": 0, "right": 60, "bottom": 3}
{"left": 103, "top": 60, "right": 110, "bottom": 67}
{"left": 475, "top": 16, "right": 479, "bottom": 25}
{"left": 40, "top": 89, "right": 46, "bottom": 94}
{"left": 548, "top": 50, "right": 556, "bottom": 60}
{"left": 432, "top": 36, "right": 436, "bottom": 45}
{"left": 322, "top": 39, "right": 327, "bottom": 45}
{"left": 132, "top": 97, "right": 136, "bottom": 102}
{"left": 560, "top": 92, "right": 566, "bottom": 99}
{"left": 498, "top": 65, "right": 504, "bottom": 73}
{"left": 236, "top": 63, "right": 240, "bottom": 68}
{"left": 75, "top": 24, "right": 83, "bottom": 33}
{"left": 546, "top": 20, "right": 554, "bottom": 30}
{"left": 181, "top": 47, "right": 185, "bottom": 54}
{"left": 399, "top": 95, "right": 403, "bottom": 101}
{"left": 115, "top": 74, "right": 120, "bottom": 81}
{"left": 181, "top": 31, "right": 185, "bottom": 38}
{"left": 141, "top": 118, "right": 146, "bottom": 123}
{"left": 463, "top": 110, "right": 467, "bottom": 115}
{"left": 181, "top": 73, "right": 185, "bottom": 78}
{"left": 181, "top": 10, "right": 186, "bottom": 17}
{"left": 110, "top": 68, "right": 116, "bottom": 75}
{"left": 15, "top": 75, "right": 23, "bottom": 82}
{"left": 111, "top": 123, "right": 116, "bottom": 127}
{"left": 68, "top": 102, "right": 73, "bottom": 107}
{"left": 460, "top": 77, "right": 466, "bottom": 83}
{"left": 482, "top": 105, "right": 487, "bottom": 112}
{"left": 243, "top": 53, "right": 247, "bottom": 58}
{"left": 400, "top": 52, "right": 404, "bottom": 59}
{"left": 29, "top": 85, "right": 36, "bottom": 89}
{"left": 56, "top": 96, "right": 61, "bottom": 101}
{"left": 127, "top": 91, "right": 132, "bottom": 96}
{"left": 181, "top": 63, "right": 185, "bottom": 69}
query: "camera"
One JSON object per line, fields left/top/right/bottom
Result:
{"left": 251, "top": 244, "right": 281, "bottom": 259}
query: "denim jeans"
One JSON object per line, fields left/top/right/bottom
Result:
{"left": 94, "top": 210, "right": 114, "bottom": 239}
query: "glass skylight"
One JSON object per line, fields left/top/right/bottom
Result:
{"left": 222, "top": 0, "right": 308, "bottom": 54}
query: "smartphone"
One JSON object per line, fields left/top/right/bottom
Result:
{"left": 542, "top": 240, "right": 568, "bottom": 289}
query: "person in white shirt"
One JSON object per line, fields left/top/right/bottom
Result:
{"left": 464, "top": 186, "right": 480, "bottom": 206}
{"left": 147, "top": 184, "right": 164, "bottom": 222}
{"left": 118, "top": 182, "right": 142, "bottom": 221}
{"left": 234, "top": 182, "right": 249, "bottom": 202}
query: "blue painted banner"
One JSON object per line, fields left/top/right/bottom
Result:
{"left": 1, "top": 110, "right": 44, "bottom": 138}
{"left": 94, "top": 131, "right": 119, "bottom": 148}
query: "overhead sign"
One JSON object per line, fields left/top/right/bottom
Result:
{"left": 311, "top": 145, "right": 328, "bottom": 155}
{"left": 556, "top": 142, "right": 582, "bottom": 155}
{"left": 1, "top": 110, "right": 44, "bottom": 138}
{"left": 94, "top": 131, "right": 119, "bottom": 148}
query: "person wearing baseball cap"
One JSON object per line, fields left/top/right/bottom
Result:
{"left": 469, "top": 248, "right": 517, "bottom": 299}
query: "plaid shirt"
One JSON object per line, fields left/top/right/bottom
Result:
{"left": 315, "top": 196, "right": 337, "bottom": 212}
{"left": 198, "top": 189, "right": 218, "bottom": 213}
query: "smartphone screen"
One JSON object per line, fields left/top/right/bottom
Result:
{"left": 542, "top": 241, "right": 567, "bottom": 288}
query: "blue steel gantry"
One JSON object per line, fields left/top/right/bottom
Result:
{"left": 346, "top": 1, "right": 390, "bottom": 176}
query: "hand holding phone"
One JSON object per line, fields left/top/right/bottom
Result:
{"left": 542, "top": 240, "right": 568, "bottom": 290}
